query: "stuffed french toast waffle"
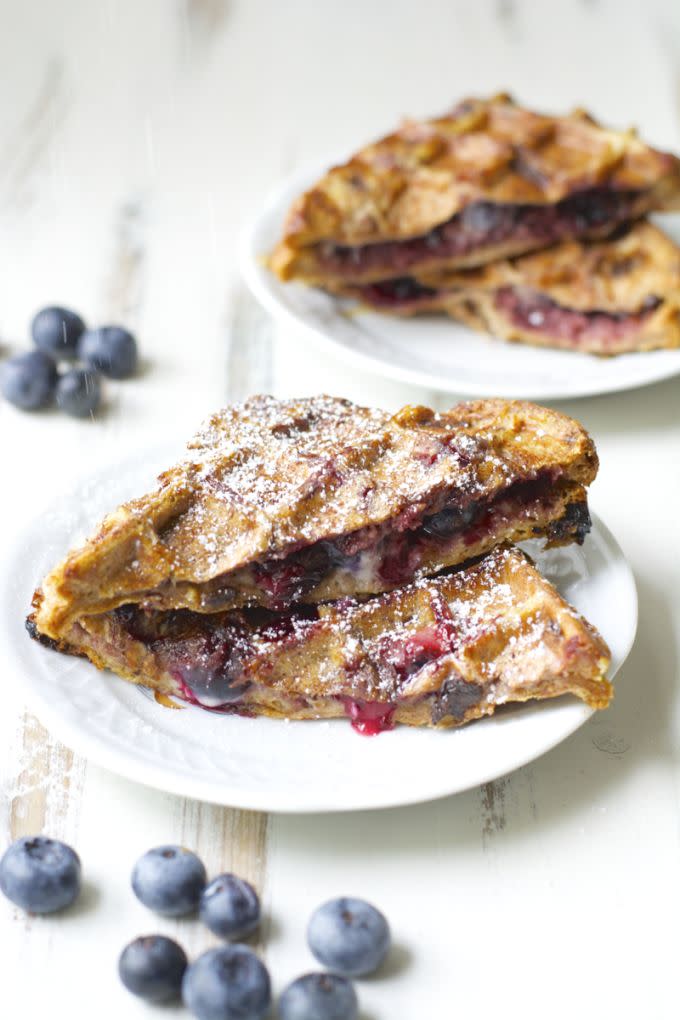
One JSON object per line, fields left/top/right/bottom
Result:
{"left": 28, "top": 395, "right": 611, "bottom": 732}
{"left": 31, "top": 395, "right": 596, "bottom": 641}
{"left": 29, "top": 546, "right": 611, "bottom": 731}
{"left": 269, "top": 94, "right": 680, "bottom": 288}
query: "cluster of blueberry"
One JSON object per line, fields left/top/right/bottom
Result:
{"left": 0, "top": 836, "right": 392, "bottom": 1020}
{"left": 0, "top": 305, "right": 138, "bottom": 417}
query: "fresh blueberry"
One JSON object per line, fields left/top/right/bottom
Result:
{"left": 131, "top": 845, "right": 206, "bottom": 917}
{"left": 118, "top": 934, "right": 187, "bottom": 1002}
{"left": 199, "top": 873, "right": 261, "bottom": 940}
{"left": 0, "top": 351, "right": 57, "bottom": 410}
{"left": 279, "top": 972, "right": 359, "bottom": 1020}
{"left": 56, "top": 368, "right": 101, "bottom": 418}
{"left": 0, "top": 835, "right": 81, "bottom": 913}
{"left": 77, "top": 325, "right": 138, "bottom": 379}
{"left": 182, "top": 945, "right": 271, "bottom": 1020}
{"left": 307, "top": 897, "right": 390, "bottom": 977}
{"left": 31, "top": 306, "right": 85, "bottom": 358}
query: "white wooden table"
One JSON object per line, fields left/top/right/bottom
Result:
{"left": 1, "top": 2, "right": 679, "bottom": 1017}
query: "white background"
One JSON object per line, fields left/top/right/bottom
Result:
{"left": 1, "top": 1, "right": 679, "bottom": 1017}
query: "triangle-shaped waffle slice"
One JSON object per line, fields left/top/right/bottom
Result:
{"left": 32, "top": 396, "right": 597, "bottom": 646}
{"left": 270, "top": 94, "right": 680, "bottom": 286}
{"left": 29, "top": 546, "right": 612, "bottom": 730}
{"left": 343, "top": 221, "right": 680, "bottom": 354}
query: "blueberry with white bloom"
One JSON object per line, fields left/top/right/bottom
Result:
{"left": 31, "top": 305, "right": 85, "bottom": 359}
{"left": 1, "top": 351, "right": 57, "bottom": 410}
{"left": 182, "top": 945, "right": 271, "bottom": 1020}
{"left": 56, "top": 367, "right": 101, "bottom": 417}
{"left": 78, "top": 324, "right": 138, "bottom": 379}
{"left": 307, "top": 897, "right": 390, "bottom": 977}
{"left": 278, "top": 972, "right": 359, "bottom": 1020}
{"left": 199, "top": 873, "right": 261, "bottom": 940}
{"left": 131, "top": 845, "right": 206, "bottom": 916}
{"left": 0, "top": 836, "right": 81, "bottom": 913}
{"left": 118, "top": 935, "right": 187, "bottom": 1002}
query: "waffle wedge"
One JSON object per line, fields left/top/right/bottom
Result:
{"left": 31, "top": 396, "right": 598, "bottom": 648}
{"left": 270, "top": 94, "right": 680, "bottom": 287}
{"left": 28, "top": 546, "right": 612, "bottom": 730}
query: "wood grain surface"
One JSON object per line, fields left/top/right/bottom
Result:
{"left": 0, "top": 2, "right": 679, "bottom": 1017}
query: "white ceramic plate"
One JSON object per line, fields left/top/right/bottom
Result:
{"left": 241, "top": 164, "right": 680, "bottom": 399}
{"left": 1, "top": 452, "right": 637, "bottom": 813}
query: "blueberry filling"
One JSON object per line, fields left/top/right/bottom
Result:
{"left": 250, "top": 545, "right": 332, "bottom": 608}
{"left": 361, "top": 277, "right": 438, "bottom": 307}
{"left": 115, "top": 607, "right": 253, "bottom": 707}
{"left": 114, "top": 604, "right": 326, "bottom": 708}
{"left": 109, "top": 474, "right": 586, "bottom": 633}
{"left": 173, "top": 647, "right": 246, "bottom": 706}
{"left": 251, "top": 560, "right": 310, "bottom": 604}
{"left": 108, "top": 479, "right": 587, "bottom": 716}
{"left": 494, "top": 287, "right": 661, "bottom": 346}
{"left": 420, "top": 505, "right": 478, "bottom": 538}
{"left": 376, "top": 623, "right": 457, "bottom": 682}
{"left": 547, "top": 501, "right": 592, "bottom": 544}
{"left": 227, "top": 471, "right": 585, "bottom": 606}
{"left": 319, "top": 187, "right": 642, "bottom": 276}
{"left": 431, "top": 676, "right": 484, "bottom": 723}
{"left": 113, "top": 599, "right": 476, "bottom": 730}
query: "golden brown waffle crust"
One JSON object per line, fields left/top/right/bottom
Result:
{"left": 32, "top": 396, "right": 598, "bottom": 643}
{"left": 269, "top": 93, "right": 680, "bottom": 282}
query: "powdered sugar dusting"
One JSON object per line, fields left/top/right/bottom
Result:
{"left": 114, "top": 396, "right": 567, "bottom": 615}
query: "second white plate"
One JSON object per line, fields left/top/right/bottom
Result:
{"left": 1, "top": 451, "right": 637, "bottom": 813}
{"left": 242, "top": 164, "right": 680, "bottom": 400}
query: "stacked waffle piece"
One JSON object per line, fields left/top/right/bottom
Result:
{"left": 30, "top": 395, "right": 612, "bottom": 732}
{"left": 270, "top": 95, "right": 680, "bottom": 354}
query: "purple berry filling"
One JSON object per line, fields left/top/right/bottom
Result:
{"left": 494, "top": 287, "right": 661, "bottom": 347}
{"left": 318, "top": 187, "right": 641, "bottom": 277}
